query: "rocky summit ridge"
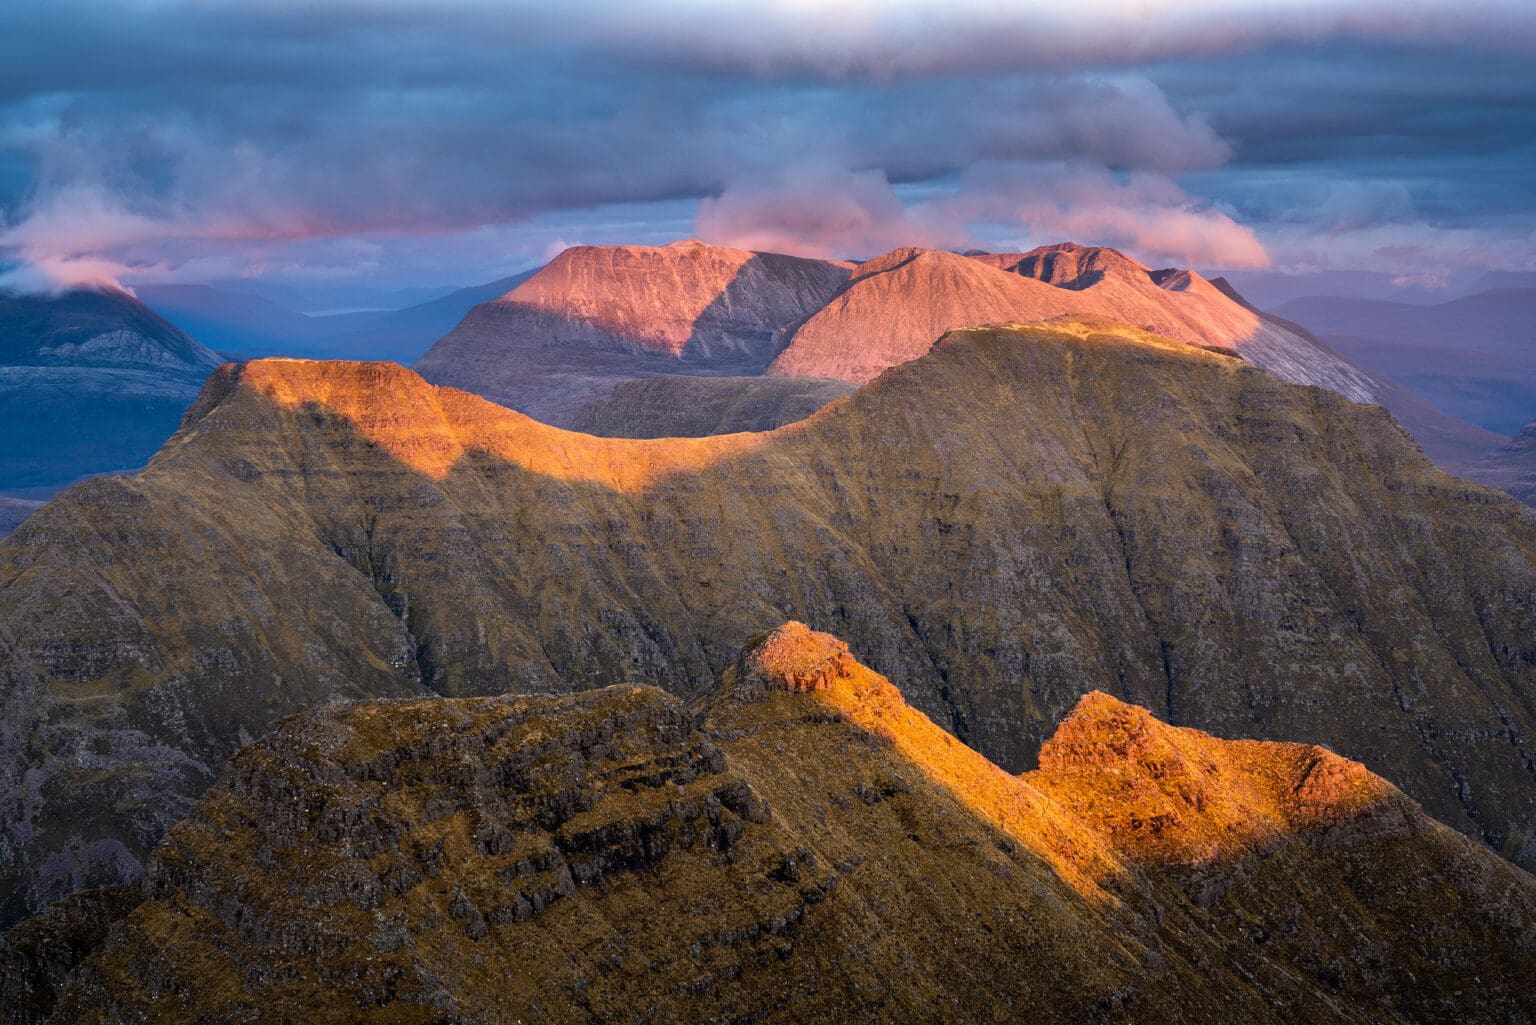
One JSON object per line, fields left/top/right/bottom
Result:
{"left": 411, "top": 239, "right": 1518, "bottom": 497}
{"left": 6, "top": 624, "right": 1534, "bottom": 1023}
{"left": 2, "top": 318, "right": 1534, "bottom": 929}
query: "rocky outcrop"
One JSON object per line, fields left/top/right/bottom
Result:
{"left": 13, "top": 628, "right": 1536, "bottom": 1023}
{"left": 724, "top": 621, "right": 861, "bottom": 699}
{"left": 413, "top": 241, "right": 851, "bottom": 425}
{"left": 1031, "top": 691, "right": 1425, "bottom": 865}
{"left": 2, "top": 319, "right": 1535, "bottom": 926}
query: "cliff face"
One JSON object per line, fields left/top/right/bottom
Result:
{"left": 412, "top": 241, "right": 851, "bottom": 425}
{"left": 15, "top": 626, "right": 1536, "bottom": 1024}
{"left": 2, "top": 320, "right": 1535, "bottom": 927}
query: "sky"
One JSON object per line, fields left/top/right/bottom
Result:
{"left": 1, "top": 0, "right": 1533, "bottom": 305}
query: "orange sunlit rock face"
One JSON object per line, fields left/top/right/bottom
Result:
{"left": 1027, "top": 691, "right": 1416, "bottom": 868}
{"left": 199, "top": 357, "right": 773, "bottom": 489}
{"left": 726, "top": 622, "right": 1423, "bottom": 900}
{"left": 191, "top": 315, "right": 1229, "bottom": 489}
{"left": 723, "top": 622, "right": 1129, "bottom": 902}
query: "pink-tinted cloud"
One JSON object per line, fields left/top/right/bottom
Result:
{"left": 695, "top": 166, "right": 967, "bottom": 258}
{"left": 694, "top": 161, "right": 1270, "bottom": 270}
{"left": 945, "top": 163, "right": 1271, "bottom": 268}
{"left": 0, "top": 253, "right": 145, "bottom": 295}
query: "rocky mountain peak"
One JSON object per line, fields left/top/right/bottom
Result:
{"left": 732, "top": 621, "right": 860, "bottom": 699}
{"left": 412, "top": 240, "right": 852, "bottom": 423}
{"left": 979, "top": 242, "right": 1152, "bottom": 290}
{"left": 12, "top": 627, "right": 1536, "bottom": 1023}
{"left": 0, "top": 287, "right": 222, "bottom": 374}
{"left": 1029, "top": 690, "right": 1420, "bottom": 867}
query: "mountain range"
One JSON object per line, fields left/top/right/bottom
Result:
{"left": 1274, "top": 287, "right": 1536, "bottom": 437}
{"left": 5, "top": 241, "right": 1527, "bottom": 512}
{"left": 412, "top": 241, "right": 1522, "bottom": 494}
{"left": 413, "top": 240, "right": 853, "bottom": 425}
{"left": 5, "top": 623, "right": 1533, "bottom": 1023}
{"left": 3, "top": 318, "right": 1534, "bottom": 931}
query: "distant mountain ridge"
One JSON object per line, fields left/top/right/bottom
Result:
{"left": 140, "top": 272, "right": 537, "bottom": 364}
{"left": 1467, "top": 418, "right": 1536, "bottom": 505}
{"left": 414, "top": 240, "right": 1526, "bottom": 501}
{"left": 1274, "top": 287, "right": 1536, "bottom": 436}
{"left": 0, "top": 288, "right": 220, "bottom": 372}
{"left": 0, "top": 288, "right": 224, "bottom": 493}
{"left": 415, "top": 240, "right": 852, "bottom": 424}
{"left": 768, "top": 244, "right": 1380, "bottom": 403}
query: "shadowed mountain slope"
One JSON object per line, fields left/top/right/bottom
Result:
{"left": 2, "top": 319, "right": 1535, "bottom": 927}
{"left": 9, "top": 625, "right": 1535, "bottom": 1024}
{"left": 0, "top": 289, "right": 224, "bottom": 491}
{"left": 413, "top": 241, "right": 851, "bottom": 424}
{"left": 569, "top": 374, "right": 856, "bottom": 438}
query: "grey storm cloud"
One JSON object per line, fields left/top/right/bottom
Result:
{"left": 0, "top": 1, "right": 1532, "bottom": 289}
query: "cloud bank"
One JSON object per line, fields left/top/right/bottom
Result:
{"left": 0, "top": 1, "right": 1531, "bottom": 293}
